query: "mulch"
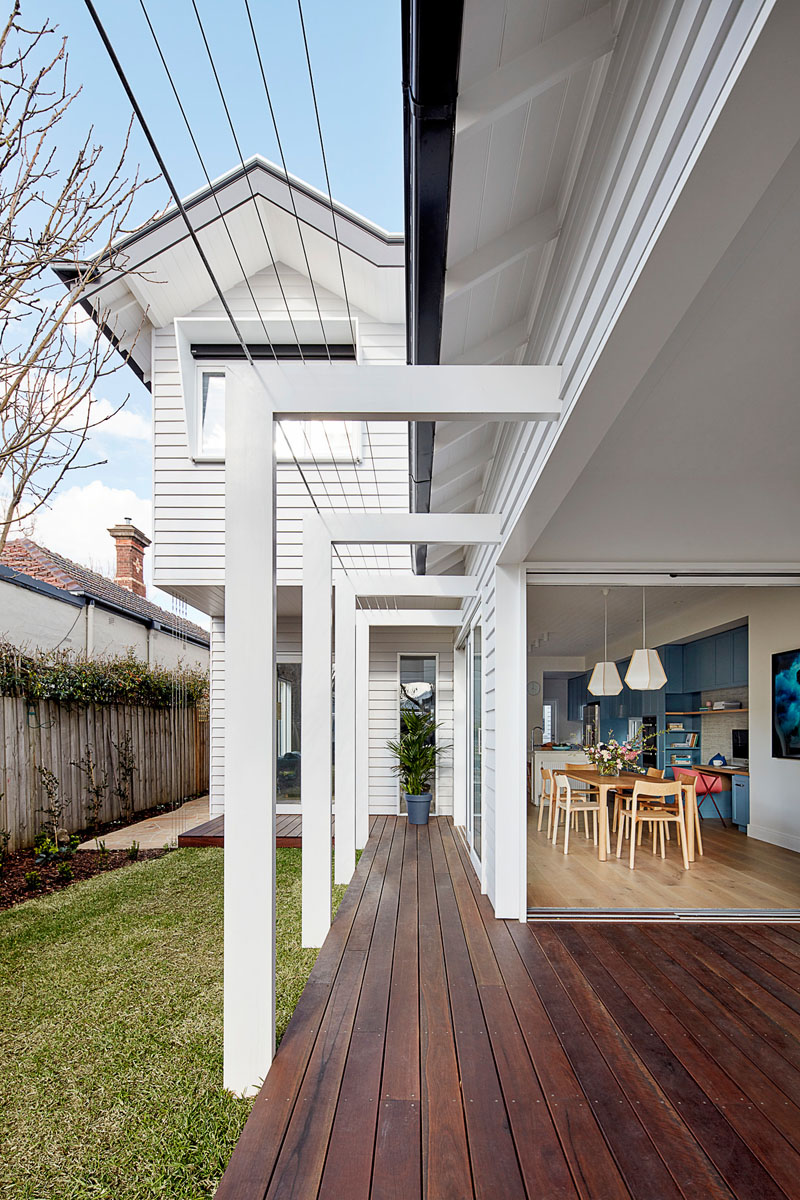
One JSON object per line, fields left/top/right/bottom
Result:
{"left": 0, "top": 847, "right": 167, "bottom": 911}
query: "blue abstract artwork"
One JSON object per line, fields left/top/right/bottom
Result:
{"left": 772, "top": 648, "right": 800, "bottom": 759}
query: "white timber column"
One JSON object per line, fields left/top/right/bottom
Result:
{"left": 223, "top": 375, "right": 275, "bottom": 1095}
{"left": 301, "top": 514, "right": 333, "bottom": 947}
{"left": 453, "top": 639, "right": 467, "bottom": 830}
{"left": 493, "top": 564, "right": 528, "bottom": 921}
{"left": 355, "top": 611, "right": 370, "bottom": 849}
{"left": 333, "top": 577, "right": 356, "bottom": 884}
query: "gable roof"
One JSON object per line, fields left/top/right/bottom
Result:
{"left": 1, "top": 539, "right": 209, "bottom": 646}
{"left": 56, "top": 155, "right": 405, "bottom": 386}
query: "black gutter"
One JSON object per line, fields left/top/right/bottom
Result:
{"left": 402, "top": 0, "right": 463, "bottom": 573}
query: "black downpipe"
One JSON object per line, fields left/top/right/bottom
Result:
{"left": 402, "top": 0, "right": 463, "bottom": 573}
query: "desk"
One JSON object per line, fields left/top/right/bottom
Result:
{"left": 562, "top": 769, "right": 698, "bottom": 863}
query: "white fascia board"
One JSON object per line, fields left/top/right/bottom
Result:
{"left": 321, "top": 512, "right": 502, "bottom": 545}
{"left": 457, "top": 4, "right": 615, "bottom": 138}
{"left": 350, "top": 575, "right": 478, "bottom": 597}
{"left": 446, "top": 208, "right": 560, "bottom": 300}
{"left": 253, "top": 362, "right": 562, "bottom": 422}
{"left": 365, "top": 610, "right": 465, "bottom": 626}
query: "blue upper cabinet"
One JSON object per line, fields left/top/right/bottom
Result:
{"left": 663, "top": 643, "right": 684, "bottom": 692}
{"left": 683, "top": 640, "right": 700, "bottom": 692}
{"left": 732, "top": 626, "right": 748, "bottom": 685}
{"left": 715, "top": 630, "right": 733, "bottom": 688}
{"left": 699, "top": 639, "right": 715, "bottom": 691}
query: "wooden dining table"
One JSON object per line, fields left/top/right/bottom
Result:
{"left": 562, "top": 768, "right": 697, "bottom": 863}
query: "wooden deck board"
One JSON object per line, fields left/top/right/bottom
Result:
{"left": 216, "top": 817, "right": 800, "bottom": 1199}
{"left": 178, "top": 812, "right": 379, "bottom": 849}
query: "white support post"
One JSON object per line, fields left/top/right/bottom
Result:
{"left": 453, "top": 641, "right": 467, "bottom": 830}
{"left": 493, "top": 564, "right": 528, "bottom": 922}
{"left": 334, "top": 579, "right": 356, "bottom": 884}
{"left": 301, "top": 515, "right": 333, "bottom": 947}
{"left": 224, "top": 380, "right": 275, "bottom": 1095}
{"left": 355, "top": 612, "right": 370, "bottom": 849}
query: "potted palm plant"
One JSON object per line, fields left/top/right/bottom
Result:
{"left": 386, "top": 709, "right": 447, "bottom": 825}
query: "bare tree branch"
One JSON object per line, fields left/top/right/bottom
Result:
{"left": 0, "top": 3, "right": 161, "bottom": 553}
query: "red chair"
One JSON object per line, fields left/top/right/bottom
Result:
{"left": 678, "top": 766, "right": 727, "bottom": 826}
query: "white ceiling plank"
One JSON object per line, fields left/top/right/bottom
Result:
{"left": 451, "top": 321, "right": 529, "bottom": 365}
{"left": 457, "top": 4, "right": 615, "bottom": 138}
{"left": 428, "top": 450, "right": 493, "bottom": 492}
{"left": 446, "top": 207, "right": 560, "bottom": 300}
{"left": 425, "top": 546, "right": 467, "bottom": 574}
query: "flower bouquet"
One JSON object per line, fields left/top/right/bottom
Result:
{"left": 586, "top": 727, "right": 658, "bottom": 776}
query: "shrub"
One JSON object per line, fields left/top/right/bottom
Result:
{"left": 0, "top": 643, "right": 208, "bottom": 709}
{"left": 57, "top": 861, "right": 74, "bottom": 881}
{"left": 126, "top": 841, "right": 140, "bottom": 861}
{"left": 24, "top": 870, "right": 42, "bottom": 890}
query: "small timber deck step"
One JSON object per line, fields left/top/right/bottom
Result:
{"left": 178, "top": 812, "right": 378, "bottom": 849}
{"left": 215, "top": 815, "right": 800, "bottom": 1199}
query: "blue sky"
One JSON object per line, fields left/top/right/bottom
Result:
{"left": 20, "top": 0, "right": 403, "bottom": 613}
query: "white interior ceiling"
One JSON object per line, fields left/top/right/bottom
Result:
{"left": 527, "top": 584, "right": 748, "bottom": 662}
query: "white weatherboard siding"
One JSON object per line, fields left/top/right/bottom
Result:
{"left": 151, "top": 264, "right": 409, "bottom": 599}
{"left": 368, "top": 627, "right": 455, "bottom": 817}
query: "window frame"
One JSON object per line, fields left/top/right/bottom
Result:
{"left": 195, "top": 364, "right": 227, "bottom": 463}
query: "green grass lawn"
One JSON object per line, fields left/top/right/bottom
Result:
{"left": 0, "top": 846, "right": 347, "bottom": 1200}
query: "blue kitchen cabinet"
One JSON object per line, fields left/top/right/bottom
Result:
{"left": 732, "top": 626, "right": 748, "bottom": 685}
{"left": 699, "top": 638, "right": 716, "bottom": 691}
{"left": 683, "top": 641, "right": 700, "bottom": 692}
{"left": 663, "top": 643, "right": 683, "bottom": 692}
{"left": 626, "top": 685, "right": 643, "bottom": 718}
{"left": 715, "top": 630, "right": 733, "bottom": 688}
{"left": 732, "top": 774, "right": 750, "bottom": 829}
{"left": 567, "top": 675, "right": 581, "bottom": 721}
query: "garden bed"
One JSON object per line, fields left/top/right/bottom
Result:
{"left": 0, "top": 846, "right": 166, "bottom": 910}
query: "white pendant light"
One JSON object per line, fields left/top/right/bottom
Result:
{"left": 588, "top": 589, "right": 623, "bottom": 696}
{"left": 625, "top": 587, "right": 667, "bottom": 690}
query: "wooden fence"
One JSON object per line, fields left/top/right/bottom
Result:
{"left": 0, "top": 698, "right": 209, "bottom": 850}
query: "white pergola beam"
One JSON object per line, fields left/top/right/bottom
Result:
{"left": 254, "top": 363, "right": 561, "bottom": 422}
{"left": 457, "top": 4, "right": 615, "bottom": 138}
{"left": 324, "top": 512, "right": 502, "bottom": 546}
{"left": 301, "top": 515, "right": 333, "bottom": 947}
{"left": 446, "top": 208, "right": 560, "bottom": 300}
{"left": 364, "top": 609, "right": 465, "bottom": 627}
{"left": 351, "top": 574, "right": 479, "bottom": 598}
{"left": 334, "top": 580, "right": 356, "bottom": 884}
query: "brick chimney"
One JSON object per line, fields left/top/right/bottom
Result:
{"left": 108, "top": 518, "right": 151, "bottom": 598}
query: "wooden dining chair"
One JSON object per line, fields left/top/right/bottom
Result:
{"left": 538, "top": 766, "right": 554, "bottom": 835}
{"left": 675, "top": 771, "right": 704, "bottom": 857}
{"left": 638, "top": 766, "right": 670, "bottom": 844}
{"left": 552, "top": 773, "right": 606, "bottom": 854}
{"left": 616, "top": 780, "right": 690, "bottom": 870}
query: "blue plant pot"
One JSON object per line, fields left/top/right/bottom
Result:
{"left": 405, "top": 793, "right": 432, "bottom": 825}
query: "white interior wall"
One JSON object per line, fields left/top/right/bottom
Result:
{"left": 368, "top": 626, "right": 455, "bottom": 816}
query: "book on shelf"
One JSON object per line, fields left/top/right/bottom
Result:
{"left": 670, "top": 731, "right": 698, "bottom": 748}
{"left": 667, "top": 722, "right": 684, "bottom": 731}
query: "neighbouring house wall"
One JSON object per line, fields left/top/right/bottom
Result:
{"left": 150, "top": 264, "right": 409, "bottom": 594}
{"left": 368, "top": 626, "right": 455, "bottom": 817}
{"left": 0, "top": 578, "right": 209, "bottom": 670}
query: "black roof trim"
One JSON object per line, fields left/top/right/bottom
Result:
{"left": 402, "top": 0, "right": 464, "bottom": 573}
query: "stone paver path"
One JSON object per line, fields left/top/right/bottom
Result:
{"left": 79, "top": 795, "right": 209, "bottom": 851}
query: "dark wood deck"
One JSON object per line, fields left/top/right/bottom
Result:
{"left": 215, "top": 815, "right": 800, "bottom": 1199}
{"left": 178, "top": 811, "right": 379, "bottom": 849}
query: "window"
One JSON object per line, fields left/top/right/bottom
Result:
{"left": 275, "top": 421, "right": 362, "bottom": 463}
{"left": 542, "top": 700, "right": 556, "bottom": 744}
{"left": 276, "top": 663, "right": 301, "bottom": 799}
{"left": 199, "top": 370, "right": 225, "bottom": 457}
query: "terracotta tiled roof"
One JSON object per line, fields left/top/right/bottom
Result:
{"left": 1, "top": 538, "right": 209, "bottom": 645}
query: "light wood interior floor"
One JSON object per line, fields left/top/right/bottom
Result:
{"left": 528, "top": 803, "right": 800, "bottom": 911}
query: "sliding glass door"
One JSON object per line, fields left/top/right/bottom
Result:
{"left": 466, "top": 626, "right": 482, "bottom": 861}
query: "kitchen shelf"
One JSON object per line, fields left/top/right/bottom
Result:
{"left": 666, "top": 709, "right": 748, "bottom": 715}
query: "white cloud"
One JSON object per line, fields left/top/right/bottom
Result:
{"left": 28, "top": 480, "right": 152, "bottom": 582}
{"left": 90, "top": 395, "right": 152, "bottom": 442}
